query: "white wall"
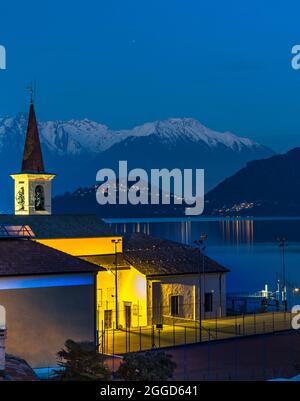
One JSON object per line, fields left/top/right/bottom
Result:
{"left": 150, "top": 273, "right": 226, "bottom": 324}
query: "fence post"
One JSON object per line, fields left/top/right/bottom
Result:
{"left": 215, "top": 310, "right": 218, "bottom": 340}
{"left": 173, "top": 319, "right": 175, "bottom": 346}
{"left": 272, "top": 311, "right": 275, "bottom": 332}
{"left": 128, "top": 326, "right": 131, "bottom": 352}
{"left": 235, "top": 313, "right": 238, "bottom": 335}
{"left": 112, "top": 323, "right": 115, "bottom": 377}
{"left": 152, "top": 324, "right": 155, "bottom": 349}
{"left": 139, "top": 326, "right": 142, "bottom": 351}
{"left": 254, "top": 313, "right": 256, "bottom": 335}
{"left": 158, "top": 328, "right": 161, "bottom": 348}
{"left": 243, "top": 314, "right": 245, "bottom": 336}
{"left": 101, "top": 320, "right": 104, "bottom": 355}
{"left": 106, "top": 326, "right": 108, "bottom": 354}
{"left": 183, "top": 327, "right": 187, "bottom": 380}
{"left": 208, "top": 328, "right": 211, "bottom": 380}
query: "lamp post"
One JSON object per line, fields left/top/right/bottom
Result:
{"left": 111, "top": 238, "right": 122, "bottom": 329}
{"left": 194, "top": 233, "right": 208, "bottom": 342}
{"left": 277, "top": 237, "right": 288, "bottom": 312}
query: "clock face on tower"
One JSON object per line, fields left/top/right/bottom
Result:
{"left": 16, "top": 187, "right": 25, "bottom": 211}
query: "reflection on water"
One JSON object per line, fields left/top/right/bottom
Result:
{"left": 109, "top": 217, "right": 300, "bottom": 297}
{"left": 220, "top": 219, "right": 254, "bottom": 245}
{"left": 111, "top": 218, "right": 256, "bottom": 246}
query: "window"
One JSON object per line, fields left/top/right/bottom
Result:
{"left": 170, "top": 295, "right": 180, "bottom": 316}
{"left": 97, "top": 288, "right": 103, "bottom": 308}
{"left": 35, "top": 185, "right": 45, "bottom": 210}
{"left": 204, "top": 292, "right": 213, "bottom": 312}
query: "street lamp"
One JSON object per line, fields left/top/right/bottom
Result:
{"left": 277, "top": 237, "right": 288, "bottom": 312}
{"left": 111, "top": 238, "right": 122, "bottom": 329}
{"left": 194, "top": 233, "right": 208, "bottom": 342}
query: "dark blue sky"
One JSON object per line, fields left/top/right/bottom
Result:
{"left": 1, "top": 0, "right": 300, "bottom": 151}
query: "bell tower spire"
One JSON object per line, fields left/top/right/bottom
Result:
{"left": 21, "top": 101, "right": 45, "bottom": 173}
{"left": 10, "top": 95, "right": 55, "bottom": 215}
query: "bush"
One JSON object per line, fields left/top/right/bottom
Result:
{"left": 116, "top": 351, "right": 176, "bottom": 381}
{"left": 55, "top": 339, "right": 111, "bottom": 381}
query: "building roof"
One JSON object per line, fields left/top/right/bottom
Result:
{"left": 1, "top": 354, "right": 38, "bottom": 381}
{"left": 21, "top": 102, "right": 45, "bottom": 174}
{"left": 0, "top": 214, "right": 113, "bottom": 239}
{"left": 80, "top": 254, "right": 131, "bottom": 271}
{"left": 0, "top": 238, "right": 99, "bottom": 276}
{"left": 123, "top": 233, "right": 230, "bottom": 277}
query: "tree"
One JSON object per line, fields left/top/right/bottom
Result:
{"left": 55, "top": 339, "right": 111, "bottom": 381}
{"left": 116, "top": 351, "right": 176, "bottom": 381}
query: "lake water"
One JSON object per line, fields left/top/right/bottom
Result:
{"left": 105, "top": 217, "right": 300, "bottom": 304}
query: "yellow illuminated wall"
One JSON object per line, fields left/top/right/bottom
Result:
{"left": 37, "top": 236, "right": 148, "bottom": 328}
{"left": 37, "top": 236, "right": 122, "bottom": 256}
{"left": 97, "top": 265, "right": 148, "bottom": 329}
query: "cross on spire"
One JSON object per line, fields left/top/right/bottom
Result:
{"left": 27, "top": 82, "right": 34, "bottom": 104}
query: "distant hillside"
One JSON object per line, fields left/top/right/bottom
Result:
{"left": 205, "top": 148, "right": 300, "bottom": 216}
{"left": 53, "top": 185, "right": 187, "bottom": 218}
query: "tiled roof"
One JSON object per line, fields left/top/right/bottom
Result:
{"left": 0, "top": 214, "right": 112, "bottom": 239}
{"left": 123, "top": 233, "right": 230, "bottom": 276}
{"left": 1, "top": 354, "right": 38, "bottom": 381}
{"left": 80, "top": 254, "right": 131, "bottom": 271}
{"left": 0, "top": 239, "right": 99, "bottom": 276}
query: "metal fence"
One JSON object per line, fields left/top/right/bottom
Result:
{"left": 98, "top": 311, "right": 292, "bottom": 355}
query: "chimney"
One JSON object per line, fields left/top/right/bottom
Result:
{"left": 0, "top": 306, "right": 6, "bottom": 373}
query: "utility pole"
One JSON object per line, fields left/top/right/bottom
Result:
{"left": 277, "top": 237, "right": 288, "bottom": 312}
{"left": 111, "top": 238, "right": 122, "bottom": 329}
{"left": 194, "top": 233, "right": 208, "bottom": 342}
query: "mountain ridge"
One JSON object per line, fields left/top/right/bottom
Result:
{"left": 205, "top": 147, "right": 300, "bottom": 216}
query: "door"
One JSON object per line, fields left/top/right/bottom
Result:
{"left": 104, "top": 310, "right": 112, "bottom": 329}
{"left": 125, "top": 305, "right": 131, "bottom": 328}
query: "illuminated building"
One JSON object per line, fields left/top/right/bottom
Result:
{"left": 0, "top": 229, "right": 99, "bottom": 368}
{"left": 82, "top": 233, "right": 228, "bottom": 329}
{"left": 10, "top": 101, "right": 55, "bottom": 215}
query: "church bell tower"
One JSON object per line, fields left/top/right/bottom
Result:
{"left": 11, "top": 99, "right": 55, "bottom": 215}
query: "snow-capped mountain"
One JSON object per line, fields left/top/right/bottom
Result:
{"left": 0, "top": 113, "right": 273, "bottom": 213}
{"left": 117, "top": 118, "right": 260, "bottom": 151}
{"left": 0, "top": 114, "right": 268, "bottom": 155}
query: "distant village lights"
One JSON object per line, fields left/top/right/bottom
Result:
{"left": 0, "top": 45, "right": 6, "bottom": 70}
{"left": 96, "top": 161, "right": 205, "bottom": 216}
